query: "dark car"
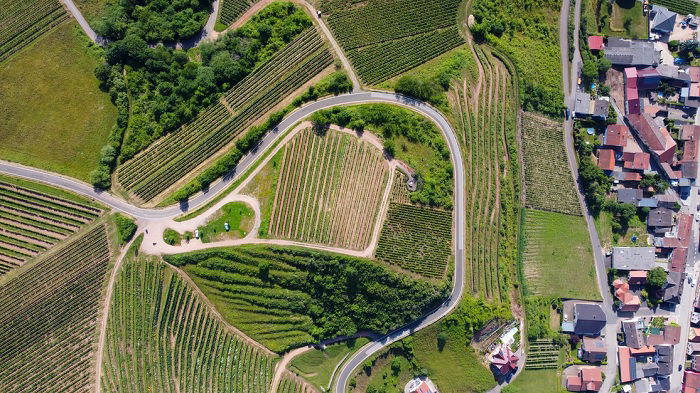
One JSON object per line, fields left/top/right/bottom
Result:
{"left": 679, "top": 364, "right": 683, "bottom": 372}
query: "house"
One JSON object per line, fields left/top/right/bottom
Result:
{"left": 647, "top": 207, "right": 674, "bottom": 228}
{"left": 612, "top": 247, "right": 656, "bottom": 270}
{"left": 574, "top": 303, "right": 606, "bottom": 336}
{"left": 614, "top": 279, "right": 641, "bottom": 312}
{"left": 690, "top": 342, "right": 700, "bottom": 355}
{"left": 594, "top": 99, "right": 610, "bottom": 119}
{"left": 685, "top": 370, "right": 700, "bottom": 392}
{"left": 622, "top": 152, "right": 651, "bottom": 172}
{"left": 629, "top": 271, "right": 648, "bottom": 285}
{"left": 627, "top": 113, "right": 677, "bottom": 164}
{"left": 625, "top": 67, "right": 642, "bottom": 115}
{"left": 619, "top": 346, "right": 636, "bottom": 383}
{"left": 490, "top": 345, "right": 519, "bottom": 375}
{"left": 650, "top": 5, "right": 677, "bottom": 36}
{"left": 574, "top": 93, "right": 609, "bottom": 120}
{"left": 657, "top": 64, "right": 692, "bottom": 87}
{"left": 604, "top": 124, "right": 629, "bottom": 148}
{"left": 663, "top": 271, "right": 684, "bottom": 304}
{"left": 638, "top": 67, "right": 662, "bottom": 89}
{"left": 582, "top": 336, "right": 607, "bottom": 362}
{"left": 671, "top": 248, "right": 688, "bottom": 272}
{"left": 656, "top": 344, "right": 674, "bottom": 376}
{"left": 606, "top": 38, "right": 660, "bottom": 67}
{"left": 597, "top": 149, "right": 616, "bottom": 172}
{"left": 565, "top": 366, "right": 603, "bottom": 392}
{"left": 588, "top": 35, "right": 604, "bottom": 51}
{"left": 623, "top": 320, "right": 644, "bottom": 349}
{"left": 408, "top": 380, "right": 434, "bottom": 393}
{"left": 691, "top": 328, "right": 700, "bottom": 343}
{"left": 681, "top": 125, "right": 700, "bottom": 180}
{"left": 692, "top": 354, "right": 700, "bottom": 371}
{"left": 617, "top": 188, "right": 644, "bottom": 205}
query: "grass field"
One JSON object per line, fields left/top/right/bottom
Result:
{"left": 0, "top": 174, "right": 105, "bottom": 275}
{"left": 0, "top": 0, "right": 69, "bottom": 63}
{"left": 0, "top": 223, "right": 113, "bottom": 391}
{"left": 72, "top": 0, "right": 110, "bottom": 24}
{"left": 507, "top": 369, "right": 565, "bottom": 393}
{"left": 605, "top": 0, "right": 648, "bottom": 39}
{"left": 523, "top": 209, "right": 599, "bottom": 300}
{"left": 321, "top": 0, "right": 464, "bottom": 85}
{"left": 595, "top": 210, "right": 651, "bottom": 249}
{"left": 164, "top": 245, "right": 445, "bottom": 353}
{"left": 0, "top": 22, "right": 117, "bottom": 181}
{"left": 521, "top": 112, "right": 581, "bottom": 216}
{"left": 268, "top": 128, "right": 389, "bottom": 251}
{"left": 101, "top": 255, "right": 277, "bottom": 393}
{"left": 242, "top": 149, "right": 284, "bottom": 236}
{"left": 290, "top": 338, "right": 370, "bottom": 391}
{"left": 116, "top": 27, "right": 333, "bottom": 203}
{"left": 197, "top": 201, "right": 254, "bottom": 242}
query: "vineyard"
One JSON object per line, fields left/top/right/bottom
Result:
{"left": 448, "top": 46, "right": 520, "bottom": 301}
{"left": 164, "top": 245, "right": 445, "bottom": 353}
{"left": 0, "top": 0, "right": 69, "bottom": 63}
{"left": 101, "top": 256, "right": 277, "bottom": 393}
{"left": 525, "top": 339, "right": 560, "bottom": 370}
{"left": 218, "top": 0, "right": 252, "bottom": 26}
{"left": 321, "top": 0, "right": 463, "bottom": 84}
{"left": 278, "top": 372, "right": 319, "bottom": 393}
{"left": 521, "top": 112, "right": 581, "bottom": 216}
{"left": 523, "top": 209, "right": 599, "bottom": 300}
{"left": 650, "top": 0, "right": 699, "bottom": 15}
{"left": 268, "top": 128, "right": 389, "bottom": 251}
{"left": 0, "top": 176, "right": 103, "bottom": 275}
{"left": 116, "top": 27, "right": 334, "bottom": 203}
{"left": 375, "top": 202, "right": 452, "bottom": 279}
{"left": 0, "top": 224, "right": 112, "bottom": 392}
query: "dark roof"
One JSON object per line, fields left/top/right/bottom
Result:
{"left": 606, "top": 38, "right": 660, "bottom": 66}
{"left": 650, "top": 5, "right": 677, "bottom": 34}
{"left": 594, "top": 99, "right": 610, "bottom": 117}
{"left": 612, "top": 247, "right": 656, "bottom": 270}
{"left": 623, "top": 320, "right": 643, "bottom": 348}
{"left": 663, "top": 271, "right": 684, "bottom": 303}
{"left": 647, "top": 207, "right": 674, "bottom": 227}
{"left": 617, "top": 188, "right": 643, "bottom": 205}
{"left": 574, "top": 303, "right": 606, "bottom": 336}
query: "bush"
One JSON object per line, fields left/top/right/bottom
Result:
{"left": 163, "top": 228, "right": 181, "bottom": 245}
{"left": 648, "top": 267, "right": 667, "bottom": 288}
{"left": 90, "top": 165, "right": 112, "bottom": 189}
{"left": 395, "top": 75, "right": 441, "bottom": 102}
{"left": 114, "top": 214, "right": 137, "bottom": 245}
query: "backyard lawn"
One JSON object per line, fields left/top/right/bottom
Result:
{"left": 522, "top": 209, "right": 600, "bottom": 300}
{"left": 197, "top": 202, "right": 254, "bottom": 242}
{"left": 595, "top": 210, "right": 651, "bottom": 250}
{"left": 600, "top": 0, "right": 648, "bottom": 39}
{"left": 0, "top": 22, "right": 117, "bottom": 181}
{"left": 507, "top": 369, "right": 565, "bottom": 393}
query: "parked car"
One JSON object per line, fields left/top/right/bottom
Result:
{"left": 195, "top": 229, "right": 200, "bottom": 239}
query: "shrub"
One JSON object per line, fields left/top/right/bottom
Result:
{"left": 114, "top": 214, "right": 137, "bottom": 245}
{"left": 90, "top": 165, "right": 112, "bottom": 189}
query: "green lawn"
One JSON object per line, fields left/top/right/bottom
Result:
{"left": 0, "top": 22, "right": 117, "bottom": 181}
{"left": 595, "top": 210, "right": 651, "bottom": 250}
{"left": 241, "top": 148, "right": 284, "bottom": 237}
{"left": 72, "top": 0, "right": 110, "bottom": 25}
{"left": 290, "top": 338, "right": 370, "bottom": 391}
{"left": 507, "top": 369, "right": 564, "bottom": 393}
{"left": 601, "top": 0, "right": 649, "bottom": 39}
{"left": 523, "top": 209, "right": 600, "bottom": 300}
{"left": 197, "top": 202, "right": 254, "bottom": 242}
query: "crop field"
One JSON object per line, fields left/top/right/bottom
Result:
{"left": 0, "top": 224, "right": 112, "bottom": 392}
{"left": 116, "top": 27, "right": 333, "bottom": 203}
{"left": 523, "top": 209, "right": 599, "bottom": 300}
{"left": 321, "top": 0, "right": 463, "bottom": 84}
{"left": 279, "top": 372, "right": 319, "bottom": 393}
{"left": 521, "top": 112, "right": 581, "bottom": 216}
{"left": 268, "top": 128, "right": 389, "bottom": 251}
{"left": 449, "top": 46, "right": 520, "bottom": 301}
{"left": 0, "top": 0, "right": 69, "bottom": 63}
{"left": 164, "top": 245, "right": 444, "bottom": 353}
{"left": 101, "top": 256, "right": 276, "bottom": 393}
{"left": 375, "top": 202, "right": 452, "bottom": 278}
{"left": 525, "top": 339, "right": 560, "bottom": 370}
{"left": 218, "top": 0, "right": 252, "bottom": 26}
{"left": 651, "top": 0, "right": 699, "bottom": 15}
{"left": 0, "top": 176, "right": 103, "bottom": 275}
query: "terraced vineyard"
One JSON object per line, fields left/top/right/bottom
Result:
{"left": 164, "top": 245, "right": 444, "bottom": 353}
{"left": 0, "top": 0, "right": 69, "bottom": 63}
{"left": 279, "top": 372, "right": 319, "bottom": 393}
{"left": 0, "top": 176, "right": 103, "bottom": 274}
{"left": 448, "top": 46, "right": 520, "bottom": 301}
{"left": 375, "top": 201, "right": 452, "bottom": 279}
{"left": 322, "top": 0, "right": 463, "bottom": 84}
{"left": 218, "top": 0, "right": 252, "bottom": 26}
{"left": 101, "top": 256, "right": 276, "bottom": 393}
{"left": 0, "top": 224, "right": 112, "bottom": 392}
{"left": 521, "top": 112, "right": 581, "bottom": 216}
{"left": 268, "top": 128, "right": 389, "bottom": 251}
{"left": 116, "top": 27, "right": 334, "bottom": 203}
{"left": 525, "top": 339, "right": 560, "bottom": 370}
{"left": 650, "top": 0, "right": 699, "bottom": 15}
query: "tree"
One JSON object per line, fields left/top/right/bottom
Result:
{"left": 640, "top": 173, "right": 669, "bottom": 194}
{"left": 383, "top": 139, "right": 396, "bottom": 157}
{"left": 390, "top": 358, "right": 401, "bottom": 375}
{"left": 90, "top": 166, "right": 111, "bottom": 189}
{"left": 582, "top": 58, "right": 598, "bottom": 81}
{"left": 437, "top": 331, "right": 448, "bottom": 351}
{"left": 623, "top": 16, "right": 633, "bottom": 32}
{"left": 395, "top": 75, "right": 441, "bottom": 102}
{"left": 597, "top": 56, "right": 612, "bottom": 75}
{"left": 648, "top": 267, "right": 667, "bottom": 288}
{"left": 669, "top": 40, "right": 680, "bottom": 51}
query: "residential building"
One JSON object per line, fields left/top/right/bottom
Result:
{"left": 623, "top": 320, "right": 644, "bottom": 349}
{"left": 690, "top": 329, "right": 700, "bottom": 343}
{"left": 604, "top": 124, "right": 629, "bottom": 148}
{"left": 581, "top": 336, "right": 607, "bottom": 362}
{"left": 617, "top": 188, "right": 644, "bottom": 206}
{"left": 490, "top": 345, "right": 519, "bottom": 376}
{"left": 685, "top": 370, "right": 700, "bottom": 392}
{"left": 565, "top": 366, "right": 603, "bottom": 392}
{"left": 629, "top": 271, "right": 647, "bottom": 285}
{"left": 612, "top": 247, "right": 656, "bottom": 270}
{"left": 647, "top": 207, "right": 674, "bottom": 228}
{"left": 606, "top": 38, "right": 660, "bottom": 67}
{"left": 407, "top": 378, "right": 436, "bottom": 393}
{"left": 649, "top": 5, "right": 677, "bottom": 36}
{"left": 574, "top": 303, "right": 606, "bottom": 336}
{"left": 681, "top": 125, "right": 700, "bottom": 180}
{"left": 597, "top": 149, "right": 616, "bottom": 172}
{"left": 663, "top": 271, "right": 684, "bottom": 304}
{"left": 614, "top": 279, "right": 641, "bottom": 312}
{"left": 574, "top": 92, "right": 610, "bottom": 120}
{"left": 692, "top": 354, "right": 700, "bottom": 371}
{"left": 625, "top": 67, "right": 642, "bottom": 114}
{"left": 627, "top": 113, "right": 677, "bottom": 164}
{"left": 622, "top": 152, "right": 651, "bottom": 172}
{"left": 588, "top": 35, "right": 604, "bottom": 51}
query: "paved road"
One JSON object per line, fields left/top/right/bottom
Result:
{"left": 0, "top": 92, "right": 467, "bottom": 393}
{"left": 59, "top": 0, "right": 103, "bottom": 44}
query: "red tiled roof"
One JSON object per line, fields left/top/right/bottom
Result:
{"left": 672, "top": 248, "right": 688, "bottom": 272}
{"left": 691, "top": 83, "right": 700, "bottom": 98}
{"left": 588, "top": 36, "right": 604, "bottom": 51}
{"left": 625, "top": 67, "right": 638, "bottom": 80}
{"left": 598, "top": 149, "right": 616, "bottom": 171}
{"left": 627, "top": 113, "right": 677, "bottom": 163}
{"left": 629, "top": 345, "right": 656, "bottom": 355}
{"left": 619, "top": 347, "right": 633, "bottom": 383}
{"left": 685, "top": 371, "right": 700, "bottom": 389}
{"left": 629, "top": 270, "right": 647, "bottom": 284}
{"left": 604, "top": 124, "right": 629, "bottom": 147}
{"left": 623, "top": 172, "right": 642, "bottom": 181}
{"left": 622, "top": 152, "right": 650, "bottom": 171}
{"left": 665, "top": 325, "right": 682, "bottom": 345}
{"left": 638, "top": 68, "right": 660, "bottom": 78}
{"left": 690, "top": 67, "right": 700, "bottom": 83}
{"left": 626, "top": 85, "right": 639, "bottom": 99}
{"left": 678, "top": 214, "right": 693, "bottom": 248}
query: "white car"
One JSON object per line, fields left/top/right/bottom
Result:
{"left": 195, "top": 229, "right": 200, "bottom": 239}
